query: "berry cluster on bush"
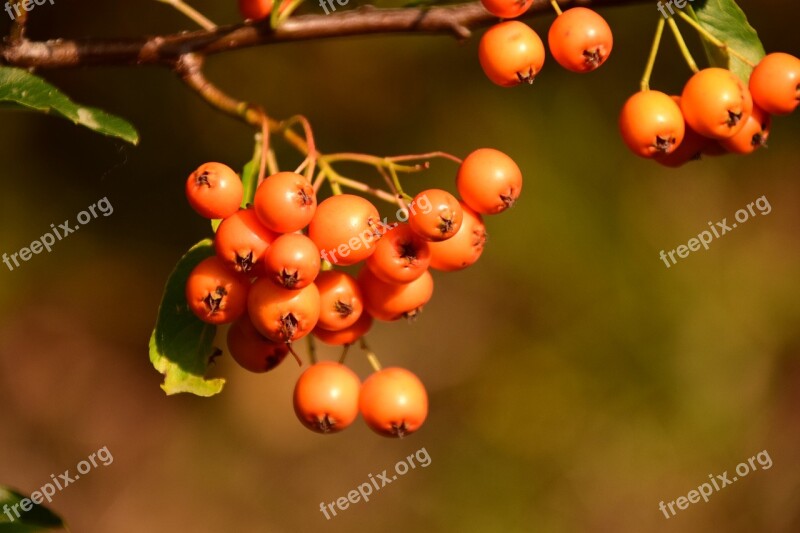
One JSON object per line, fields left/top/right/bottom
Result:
{"left": 181, "top": 147, "right": 522, "bottom": 436}
{"left": 478, "top": 2, "right": 613, "bottom": 86}
{"left": 620, "top": 53, "right": 800, "bottom": 165}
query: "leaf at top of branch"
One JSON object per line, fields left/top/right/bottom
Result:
{"left": 0, "top": 66, "right": 139, "bottom": 145}
{"left": 0, "top": 486, "right": 65, "bottom": 531}
{"left": 688, "top": 0, "right": 765, "bottom": 82}
{"left": 149, "top": 239, "right": 225, "bottom": 397}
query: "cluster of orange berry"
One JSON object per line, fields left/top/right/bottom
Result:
{"left": 620, "top": 53, "right": 800, "bottom": 166}
{"left": 182, "top": 148, "right": 522, "bottom": 436}
{"left": 478, "top": 1, "right": 613, "bottom": 85}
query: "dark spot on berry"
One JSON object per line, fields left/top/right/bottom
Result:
{"left": 499, "top": 190, "right": 517, "bottom": 209}
{"left": 203, "top": 286, "right": 227, "bottom": 315}
{"left": 583, "top": 48, "right": 604, "bottom": 69}
{"left": 334, "top": 299, "right": 353, "bottom": 318}
{"left": 654, "top": 135, "right": 675, "bottom": 153}
{"left": 196, "top": 171, "right": 211, "bottom": 187}
{"left": 298, "top": 187, "right": 314, "bottom": 206}
{"left": 279, "top": 313, "right": 299, "bottom": 340}
{"left": 726, "top": 110, "right": 743, "bottom": 127}
{"left": 516, "top": 67, "right": 536, "bottom": 85}
{"left": 437, "top": 216, "right": 455, "bottom": 236}
{"left": 279, "top": 269, "right": 299, "bottom": 289}
{"left": 234, "top": 251, "right": 254, "bottom": 273}
{"left": 317, "top": 414, "right": 334, "bottom": 433}
{"left": 391, "top": 421, "right": 408, "bottom": 438}
{"left": 208, "top": 348, "right": 223, "bottom": 366}
{"left": 751, "top": 132, "right": 767, "bottom": 148}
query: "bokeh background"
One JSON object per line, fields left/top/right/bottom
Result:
{"left": 1, "top": 0, "right": 799, "bottom": 531}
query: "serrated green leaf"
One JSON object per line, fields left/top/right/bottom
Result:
{"left": 0, "top": 66, "right": 139, "bottom": 145}
{"left": 149, "top": 239, "right": 225, "bottom": 397}
{"left": 688, "top": 0, "right": 765, "bottom": 82}
{"left": 0, "top": 486, "right": 65, "bottom": 532}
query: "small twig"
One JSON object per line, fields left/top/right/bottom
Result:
{"left": 386, "top": 151, "right": 463, "bottom": 165}
{"left": 1, "top": 1, "right": 652, "bottom": 69}
{"left": 377, "top": 165, "right": 408, "bottom": 211}
{"left": 266, "top": 149, "right": 279, "bottom": 175}
{"left": 155, "top": 0, "right": 217, "bottom": 30}
{"left": 257, "top": 109, "right": 270, "bottom": 185}
{"left": 8, "top": 1, "right": 28, "bottom": 44}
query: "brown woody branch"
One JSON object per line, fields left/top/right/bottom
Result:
{"left": 1, "top": 0, "right": 645, "bottom": 69}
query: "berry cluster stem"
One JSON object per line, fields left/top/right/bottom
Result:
{"left": 549, "top": 0, "right": 563, "bottom": 16}
{"left": 641, "top": 17, "right": 665, "bottom": 92}
{"left": 666, "top": 17, "right": 698, "bottom": 73}
{"left": 307, "top": 335, "right": 318, "bottom": 364}
{"left": 360, "top": 338, "right": 383, "bottom": 372}
{"left": 155, "top": 0, "right": 216, "bottom": 30}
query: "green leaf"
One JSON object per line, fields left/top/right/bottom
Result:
{"left": 240, "top": 137, "right": 262, "bottom": 209}
{"left": 688, "top": 0, "right": 765, "bottom": 82}
{"left": 0, "top": 66, "right": 139, "bottom": 145}
{"left": 0, "top": 486, "right": 65, "bottom": 531}
{"left": 149, "top": 239, "right": 225, "bottom": 397}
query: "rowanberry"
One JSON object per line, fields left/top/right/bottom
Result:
{"left": 428, "top": 202, "right": 487, "bottom": 272}
{"left": 479, "top": 21, "right": 545, "bottom": 87}
{"left": 619, "top": 90, "right": 685, "bottom": 157}
{"left": 214, "top": 207, "right": 278, "bottom": 273}
{"left": 457, "top": 148, "right": 522, "bottom": 214}
{"left": 408, "top": 189, "right": 463, "bottom": 241}
{"left": 185, "top": 162, "right": 243, "bottom": 220}
{"left": 680, "top": 68, "right": 753, "bottom": 139}
{"left": 254, "top": 172, "right": 317, "bottom": 233}
{"left": 359, "top": 367, "right": 428, "bottom": 438}
{"left": 366, "top": 224, "right": 431, "bottom": 284}
{"left": 315, "top": 270, "right": 364, "bottom": 332}
{"left": 185, "top": 256, "right": 249, "bottom": 325}
{"left": 294, "top": 361, "right": 361, "bottom": 434}
{"left": 227, "top": 313, "right": 289, "bottom": 372}
{"left": 262, "top": 233, "right": 321, "bottom": 290}
{"left": 548, "top": 7, "right": 613, "bottom": 73}
{"left": 247, "top": 278, "right": 320, "bottom": 342}
{"left": 749, "top": 52, "right": 800, "bottom": 116}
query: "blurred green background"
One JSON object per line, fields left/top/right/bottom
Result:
{"left": 1, "top": 0, "right": 799, "bottom": 531}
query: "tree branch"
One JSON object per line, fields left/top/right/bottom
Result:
{"left": 1, "top": 0, "right": 646, "bottom": 69}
